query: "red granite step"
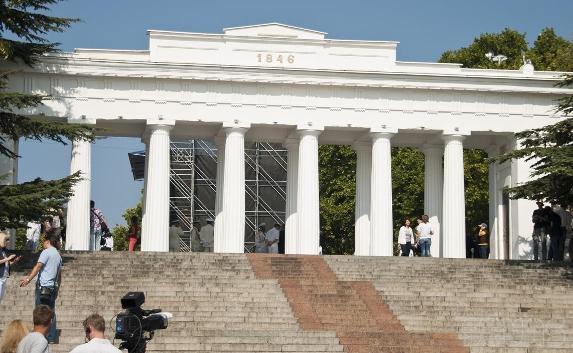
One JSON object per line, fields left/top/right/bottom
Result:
{"left": 248, "top": 254, "right": 469, "bottom": 353}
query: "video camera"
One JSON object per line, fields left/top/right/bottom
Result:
{"left": 115, "top": 292, "right": 170, "bottom": 353}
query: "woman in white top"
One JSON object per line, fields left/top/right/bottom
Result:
{"left": 416, "top": 214, "right": 434, "bottom": 257}
{"left": 254, "top": 224, "right": 268, "bottom": 253}
{"left": 398, "top": 219, "right": 414, "bottom": 256}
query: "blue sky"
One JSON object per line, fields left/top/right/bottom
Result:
{"left": 18, "top": 0, "right": 573, "bottom": 227}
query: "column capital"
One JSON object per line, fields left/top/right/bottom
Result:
{"left": 421, "top": 143, "right": 443, "bottom": 153}
{"left": 297, "top": 121, "right": 324, "bottom": 131}
{"left": 222, "top": 126, "right": 249, "bottom": 136}
{"left": 297, "top": 129, "right": 322, "bottom": 137}
{"left": 222, "top": 120, "right": 251, "bottom": 130}
{"left": 352, "top": 141, "right": 372, "bottom": 151}
{"left": 370, "top": 131, "right": 395, "bottom": 141}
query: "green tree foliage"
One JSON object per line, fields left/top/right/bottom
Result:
{"left": 0, "top": 0, "right": 92, "bottom": 229}
{"left": 491, "top": 117, "right": 573, "bottom": 206}
{"left": 529, "top": 29, "right": 573, "bottom": 72}
{"left": 319, "top": 145, "right": 356, "bottom": 255}
{"left": 439, "top": 28, "right": 528, "bottom": 69}
{"left": 111, "top": 198, "right": 143, "bottom": 251}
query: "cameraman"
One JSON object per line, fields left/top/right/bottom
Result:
{"left": 70, "top": 314, "right": 121, "bottom": 353}
{"left": 19, "top": 231, "right": 61, "bottom": 344}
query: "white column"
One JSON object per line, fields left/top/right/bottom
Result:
{"left": 353, "top": 142, "right": 371, "bottom": 256}
{"left": 221, "top": 126, "right": 248, "bottom": 253}
{"left": 284, "top": 138, "right": 299, "bottom": 254}
{"left": 442, "top": 133, "right": 466, "bottom": 258}
{"left": 423, "top": 144, "right": 443, "bottom": 258}
{"left": 65, "top": 138, "right": 91, "bottom": 250}
{"left": 486, "top": 145, "right": 500, "bottom": 259}
{"left": 297, "top": 129, "right": 321, "bottom": 254}
{"left": 370, "top": 131, "right": 395, "bottom": 256}
{"left": 140, "top": 136, "right": 150, "bottom": 244}
{"left": 213, "top": 137, "right": 225, "bottom": 253}
{"left": 141, "top": 124, "right": 172, "bottom": 252}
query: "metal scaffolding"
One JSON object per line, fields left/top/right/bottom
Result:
{"left": 167, "top": 140, "right": 287, "bottom": 252}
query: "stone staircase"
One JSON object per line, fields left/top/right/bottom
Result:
{"left": 0, "top": 252, "right": 571, "bottom": 353}
{"left": 248, "top": 254, "right": 468, "bottom": 353}
{"left": 325, "top": 256, "right": 573, "bottom": 353}
{"left": 0, "top": 252, "right": 342, "bottom": 353}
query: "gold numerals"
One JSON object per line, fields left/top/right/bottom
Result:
{"left": 256, "top": 53, "right": 295, "bottom": 64}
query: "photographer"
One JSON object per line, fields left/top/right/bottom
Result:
{"left": 19, "top": 231, "right": 61, "bottom": 344}
{"left": 70, "top": 314, "right": 121, "bottom": 353}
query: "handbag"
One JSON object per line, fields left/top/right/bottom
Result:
{"left": 39, "top": 286, "right": 54, "bottom": 305}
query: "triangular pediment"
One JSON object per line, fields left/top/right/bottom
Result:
{"left": 223, "top": 23, "right": 326, "bottom": 40}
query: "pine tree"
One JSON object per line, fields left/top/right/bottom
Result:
{"left": 491, "top": 74, "right": 573, "bottom": 206}
{"left": 0, "top": 0, "right": 92, "bottom": 229}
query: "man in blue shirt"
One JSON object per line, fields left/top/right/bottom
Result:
{"left": 19, "top": 231, "right": 62, "bottom": 343}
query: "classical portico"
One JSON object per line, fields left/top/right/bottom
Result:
{"left": 5, "top": 23, "right": 571, "bottom": 259}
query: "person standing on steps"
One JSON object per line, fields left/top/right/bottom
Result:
{"left": 531, "top": 201, "right": 549, "bottom": 261}
{"left": 127, "top": 216, "right": 140, "bottom": 252}
{"left": 416, "top": 215, "right": 434, "bottom": 257}
{"left": 398, "top": 219, "right": 414, "bottom": 256}
{"left": 90, "top": 200, "right": 109, "bottom": 252}
{"left": 265, "top": 223, "right": 281, "bottom": 254}
{"left": 254, "top": 224, "right": 267, "bottom": 253}
{"left": 477, "top": 223, "right": 489, "bottom": 259}
{"left": 190, "top": 221, "right": 203, "bottom": 252}
{"left": 200, "top": 218, "right": 215, "bottom": 252}
{"left": 0, "top": 232, "right": 21, "bottom": 304}
{"left": 18, "top": 232, "right": 62, "bottom": 344}
{"left": 168, "top": 220, "right": 184, "bottom": 252}
{"left": 16, "top": 305, "right": 53, "bottom": 353}
{"left": 69, "top": 314, "right": 121, "bottom": 353}
{"left": 546, "top": 206, "right": 562, "bottom": 262}
{"left": 278, "top": 224, "right": 285, "bottom": 254}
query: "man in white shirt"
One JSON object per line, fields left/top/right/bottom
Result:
{"left": 17, "top": 305, "right": 53, "bottom": 353}
{"left": 200, "top": 218, "right": 215, "bottom": 252}
{"left": 265, "top": 223, "right": 281, "bottom": 254}
{"left": 70, "top": 314, "right": 121, "bottom": 353}
{"left": 416, "top": 215, "right": 434, "bottom": 257}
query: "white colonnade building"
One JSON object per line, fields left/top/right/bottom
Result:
{"left": 4, "top": 23, "right": 572, "bottom": 259}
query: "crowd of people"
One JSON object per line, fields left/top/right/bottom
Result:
{"left": 0, "top": 306, "right": 121, "bottom": 353}
{"left": 397, "top": 215, "right": 435, "bottom": 257}
{"left": 531, "top": 202, "right": 572, "bottom": 261}
{"left": 254, "top": 223, "right": 285, "bottom": 254}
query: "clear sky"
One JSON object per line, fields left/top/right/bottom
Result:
{"left": 17, "top": 0, "right": 573, "bottom": 228}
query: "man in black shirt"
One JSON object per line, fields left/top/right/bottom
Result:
{"left": 546, "top": 206, "right": 563, "bottom": 261}
{"left": 532, "top": 202, "right": 549, "bottom": 261}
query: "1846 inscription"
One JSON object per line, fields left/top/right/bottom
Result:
{"left": 257, "top": 53, "right": 295, "bottom": 64}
